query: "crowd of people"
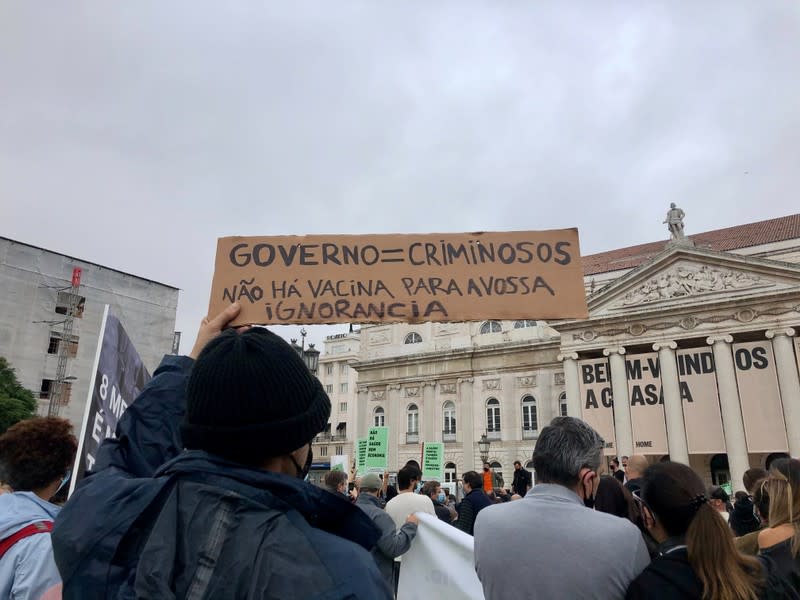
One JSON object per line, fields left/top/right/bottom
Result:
{"left": 0, "top": 302, "right": 799, "bottom": 599}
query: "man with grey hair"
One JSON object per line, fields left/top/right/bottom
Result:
{"left": 474, "top": 417, "right": 650, "bottom": 599}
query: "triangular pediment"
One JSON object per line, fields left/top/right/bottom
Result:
{"left": 588, "top": 245, "right": 800, "bottom": 317}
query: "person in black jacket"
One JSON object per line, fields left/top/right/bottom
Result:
{"left": 730, "top": 491, "right": 761, "bottom": 537}
{"left": 512, "top": 461, "right": 532, "bottom": 496}
{"left": 454, "top": 471, "right": 492, "bottom": 535}
{"left": 626, "top": 462, "right": 766, "bottom": 600}
{"left": 52, "top": 304, "right": 391, "bottom": 599}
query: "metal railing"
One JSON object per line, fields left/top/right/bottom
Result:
{"left": 442, "top": 431, "right": 457, "bottom": 442}
{"left": 406, "top": 432, "right": 419, "bottom": 444}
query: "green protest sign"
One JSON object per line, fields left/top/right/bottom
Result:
{"left": 331, "top": 455, "right": 348, "bottom": 472}
{"left": 422, "top": 442, "right": 444, "bottom": 480}
{"left": 720, "top": 482, "right": 732, "bottom": 496}
{"left": 365, "top": 427, "right": 388, "bottom": 473}
{"left": 356, "top": 438, "right": 368, "bottom": 476}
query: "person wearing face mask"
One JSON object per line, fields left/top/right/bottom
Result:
{"left": 474, "top": 417, "right": 650, "bottom": 600}
{"left": 421, "top": 480, "right": 456, "bottom": 523}
{"left": 51, "top": 304, "right": 391, "bottom": 600}
{"left": 0, "top": 416, "right": 77, "bottom": 600}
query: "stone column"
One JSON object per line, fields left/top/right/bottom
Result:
{"left": 422, "top": 381, "right": 436, "bottom": 442}
{"left": 386, "top": 384, "right": 401, "bottom": 472}
{"left": 603, "top": 346, "right": 633, "bottom": 458}
{"left": 459, "top": 377, "right": 475, "bottom": 472}
{"left": 558, "top": 352, "right": 581, "bottom": 417}
{"left": 707, "top": 335, "right": 748, "bottom": 492}
{"left": 653, "top": 341, "right": 689, "bottom": 465}
{"left": 356, "top": 386, "right": 369, "bottom": 440}
{"left": 766, "top": 328, "right": 800, "bottom": 458}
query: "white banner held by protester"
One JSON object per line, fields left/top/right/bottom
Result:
{"left": 398, "top": 512, "right": 485, "bottom": 600}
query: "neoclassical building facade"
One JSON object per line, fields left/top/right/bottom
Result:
{"left": 351, "top": 212, "right": 800, "bottom": 490}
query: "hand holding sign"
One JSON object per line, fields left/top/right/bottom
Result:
{"left": 189, "top": 302, "right": 243, "bottom": 359}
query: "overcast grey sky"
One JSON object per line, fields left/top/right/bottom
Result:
{"left": 2, "top": 2, "right": 799, "bottom": 352}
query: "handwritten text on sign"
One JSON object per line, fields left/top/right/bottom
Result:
{"left": 208, "top": 231, "right": 588, "bottom": 325}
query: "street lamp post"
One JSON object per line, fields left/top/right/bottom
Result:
{"left": 478, "top": 432, "right": 491, "bottom": 464}
{"left": 291, "top": 329, "right": 320, "bottom": 376}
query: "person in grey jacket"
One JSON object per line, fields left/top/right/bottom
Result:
{"left": 356, "top": 472, "right": 419, "bottom": 589}
{"left": 475, "top": 417, "right": 650, "bottom": 600}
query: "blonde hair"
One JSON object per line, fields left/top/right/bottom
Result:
{"left": 766, "top": 458, "right": 800, "bottom": 557}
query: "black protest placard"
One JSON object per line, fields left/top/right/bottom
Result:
{"left": 71, "top": 308, "right": 150, "bottom": 493}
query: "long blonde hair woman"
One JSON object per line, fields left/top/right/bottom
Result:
{"left": 759, "top": 458, "right": 800, "bottom": 593}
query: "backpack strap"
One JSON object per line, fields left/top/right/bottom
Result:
{"left": 0, "top": 521, "right": 54, "bottom": 560}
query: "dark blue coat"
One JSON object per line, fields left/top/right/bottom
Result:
{"left": 52, "top": 355, "right": 391, "bottom": 599}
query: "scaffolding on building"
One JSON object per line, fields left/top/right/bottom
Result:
{"left": 48, "top": 268, "right": 82, "bottom": 417}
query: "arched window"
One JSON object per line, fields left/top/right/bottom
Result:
{"left": 404, "top": 332, "right": 423, "bottom": 344}
{"left": 443, "top": 401, "right": 456, "bottom": 438}
{"left": 514, "top": 320, "right": 537, "bottom": 329}
{"left": 486, "top": 398, "right": 501, "bottom": 437}
{"left": 559, "top": 392, "right": 568, "bottom": 417}
{"left": 373, "top": 406, "right": 385, "bottom": 427}
{"left": 480, "top": 321, "right": 502, "bottom": 335}
{"left": 406, "top": 404, "right": 419, "bottom": 434}
{"left": 710, "top": 454, "right": 730, "bottom": 486}
{"left": 522, "top": 395, "right": 538, "bottom": 438}
{"left": 444, "top": 462, "right": 457, "bottom": 485}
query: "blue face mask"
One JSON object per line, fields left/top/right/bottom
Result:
{"left": 437, "top": 492, "right": 446, "bottom": 503}
{"left": 55, "top": 470, "right": 71, "bottom": 496}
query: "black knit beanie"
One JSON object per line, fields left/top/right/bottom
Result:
{"left": 181, "top": 328, "right": 330, "bottom": 464}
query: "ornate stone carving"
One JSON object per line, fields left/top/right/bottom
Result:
{"left": 554, "top": 372, "right": 565, "bottom": 386}
{"left": 405, "top": 386, "right": 420, "bottom": 397}
{"left": 628, "top": 323, "right": 647, "bottom": 336}
{"left": 371, "top": 390, "right": 385, "bottom": 401}
{"left": 435, "top": 323, "right": 460, "bottom": 335}
{"left": 620, "top": 265, "right": 766, "bottom": 306}
{"left": 735, "top": 308, "right": 757, "bottom": 323}
{"left": 439, "top": 382, "right": 457, "bottom": 394}
{"left": 457, "top": 377, "right": 474, "bottom": 385}
{"left": 679, "top": 316, "right": 698, "bottom": 330}
{"left": 483, "top": 378, "right": 501, "bottom": 391}
{"left": 517, "top": 375, "right": 536, "bottom": 388}
{"left": 369, "top": 330, "right": 390, "bottom": 345}
{"left": 387, "top": 384, "right": 401, "bottom": 391}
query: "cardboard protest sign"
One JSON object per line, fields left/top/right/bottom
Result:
{"left": 422, "top": 442, "right": 444, "bottom": 481}
{"left": 356, "top": 437, "right": 368, "bottom": 476}
{"left": 70, "top": 307, "right": 150, "bottom": 495}
{"left": 208, "top": 230, "right": 587, "bottom": 325}
{"left": 366, "top": 426, "right": 389, "bottom": 473}
{"left": 577, "top": 358, "right": 616, "bottom": 455}
{"left": 733, "top": 342, "right": 788, "bottom": 453}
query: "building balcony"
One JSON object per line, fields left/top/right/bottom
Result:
{"left": 313, "top": 433, "right": 332, "bottom": 443}
{"left": 406, "top": 432, "right": 419, "bottom": 444}
{"left": 522, "top": 428, "right": 538, "bottom": 440}
{"left": 487, "top": 430, "right": 501, "bottom": 441}
{"left": 330, "top": 433, "right": 347, "bottom": 442}
{"left": 442, "top": 431, "right": 457, "bottom": 443}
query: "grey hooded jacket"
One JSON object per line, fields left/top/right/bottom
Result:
{"left": 355, "top": 493, "right": 418, "bottom": 586}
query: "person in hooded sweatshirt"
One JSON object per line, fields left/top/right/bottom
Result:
{"left": 626, "top": 462, "right": 769, "bottom": 600}
{"left": 0, "top": 416, "right": 77, "bottom": 599}
{"left": 51, "top": 304, "right": 390, "bottom": 599}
